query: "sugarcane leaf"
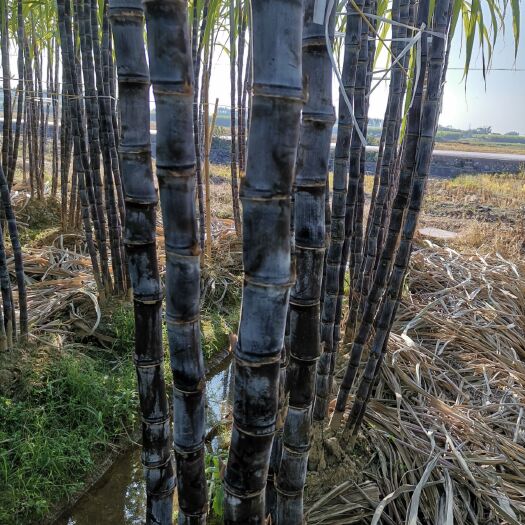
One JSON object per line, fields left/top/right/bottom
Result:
{"left": 509, "top": 0, "right": 520, "bottom": 57}
{"left": 449, "top": 0, "right": 462, "bottom": 40}
{"left": 463, "top": 0, "right": 479, "bottom": 80}
{"left": 373, "top": 17, "right": 391, "bottom": 70}
{"left": 212, "top": 484, "right": 224, "bottom": 517}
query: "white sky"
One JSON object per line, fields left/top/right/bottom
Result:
{"left": 6, "top": 6, "right": 522, "bottom": 134}
{"left": 207, "top": 7, "right": 525, "bottom": 134}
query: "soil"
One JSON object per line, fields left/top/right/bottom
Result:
{"left": 306, "top": 425, "right": 368, "bottom": 505}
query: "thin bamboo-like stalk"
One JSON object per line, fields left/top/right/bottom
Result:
{"left": 236, "top": 0, "right": 247, "bottom": 175}
{"left": 229, "top": 0, "right": 241, "bottom": 236}
{"left": 204, "top": 95, "right": 218, "bottom": 259}
{"left": 346, "top": 0, "right": 453, "bottom": 438}
{"left": 1, "top": 0, "right": 13, "bottom": 183}
{"left": 77, "top": 0, "right": 113, "bottom": 294}
{"left": 9, "top": 0, "right": 25, "bottom": 189}
{"left": 88, "top": 0, "right": 124, "bottom": 294}
{"left": 352, "top": 0, "right": 410, "bottom": 320}
{"left": 0, "top": 215, "right": 12, "bottom": 350}
{"left": 333, "top": 0, "right": 453, "bottom": 429}
{"left": 57, "top": 0, "right": 103, "bottom": 294}
{"left": 192, "top": 0, "right": 210, "bottom": 253}
{"left": 374, "top": 0, "right": 417, "bottom": 275}
{"left": 314, "top": 0, "right": 366, "bottom": 421}
{"left": 101, "top": 0, "right": 125, "bottom": 229}
{"left": 0, "top": 165, "right": 28, "bottom": 340}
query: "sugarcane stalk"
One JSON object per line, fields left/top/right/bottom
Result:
{"left": 276, "top": 1, "right": 336, "bottom": 521}
{"left": 109, "top": 2, "right": 176, "bottom": 522}
{"left": 223, "top": 0, "right": 303, "bottom": 521}
{"left": 346, "top": 0, "right": 453, "bottom": 439}
{"left": 143, "top": 1, "right": 209, "bottom": 522}
{"left": 314, "top": 0, "right": 366, "bottom": 420}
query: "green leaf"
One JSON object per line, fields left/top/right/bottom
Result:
{"left": 509, "top": 0, "right": 520, "bottom": 58}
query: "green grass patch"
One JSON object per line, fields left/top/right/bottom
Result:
{"left": 201, "top": 308, "right": 238, "bottom": 360}
{"left": 103, "top": 298, "right": 240, "bottom": 363}
{"left": 0, "top": 342, "right": 137, "bottom": 524}
{"left": 0, "top": 276, "right": 241, "bottom": 524}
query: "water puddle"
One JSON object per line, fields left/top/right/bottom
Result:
{"left": 57, "top": 352, "right": 233, "bottom": 525}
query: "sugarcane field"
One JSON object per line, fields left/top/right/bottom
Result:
{"left": 1, "top": 0, "right": 525, "bottom": 523}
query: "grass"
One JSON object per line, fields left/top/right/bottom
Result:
{"left": 0, "top": 284, "right": 240, "bottom": 525}
{"left": 423, "top": 171, "right": 525, "bottom": 210}
{"left": 201, "top": 308, "right": 238, "bottom": 360}
{"left": 0, "top": 171, "right": 244, "bottom": 524}
{"left": 0, "top": 339, "right": 137, "bottom": 524}
{"left": 435, "top": 140, "right": 525, "bottom": 155}
{"left": 106, "top": 298, "right": 240, "bottom": 364}
{"left": 420, "top": 172, "right": 525, "bottom": 258}
{"left": 453, "top": 221, "right": 524, "bottom": 258}
{"left": 445, "top": 171, "right": 525, "bottom": 205}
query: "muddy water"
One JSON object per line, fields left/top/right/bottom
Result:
{"left": 57, "top": 354, "right": 233, "bottom": 525}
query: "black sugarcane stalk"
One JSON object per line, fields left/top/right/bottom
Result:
{"left": 62, "top": 104, "right": 73, "bottom": 227}
{"left": 78, "top": 0, "right": 113, "bottom": 294}
{"left": 57, "top": 0, "right": 103, "bottom": 293}
{"left": 0, "top": 216, "right": 12, "bottom": 349}
{"left": 33, "top": 39, "right": 45, "bottom": 198}
{"left": 223, "top": 0, "right": 303, "bottom": 522}
{"left": 332, "top": 0, "right": 451, "bottom": 429}
{"left": 101, "top": 0, "right": 125, "bottom": 228}
{"left": 353, "top": 0, "right": 409, "bottom": 317}
{"left": 9, "top": 0, "right": 25, "bottom": 189}
{"left": 337, "top": 0, "right": 375, "bottom": 345}
{"left": 191, "top": 0, "right": 207, "bottom": 253}
{"left": 236, "top": 0, "right": 247, "bottom": 174}
{"left": 374, "top": 0, "right": 417, "bottom": 267}
{"left": 276, "top": 2, "right": 335, "bottom": 522}
{"left": 344, "top": 0, "right": 408, "bottom": 343}
{"left": 333, "top": 0, "right": 377, "bottom": 354}
{"left": 0, "top": 165, "right": 27, "bottom": 340}
{"left": 109, "top": 1, "right": 176, "bottom": 522}
{"left": 229, "top": 0, "right": 241, "bottom": 236}
{"left": 89, "top": 0, "right": 125, "bottom": 294}
{"left": 1, "top": 0, "right": 12, "bottom": 183}
{"left": 143, "top": 0, "right": 208, "bottom": 522}
{"left": 314, "top": 0, "right": 366, "bottom": 420}
{"left": 346, "top": 0, "right": 452, "bottom": 439}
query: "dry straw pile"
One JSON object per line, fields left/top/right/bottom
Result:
{"left": 308, "top": 241, "right": 525, "bottom": 524}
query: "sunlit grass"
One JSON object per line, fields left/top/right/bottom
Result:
{"left": 445, "top": 172, "right": 525, "bottom": 206}
{"left": 435, "top": 141, "right": 525, "bottom": 155}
